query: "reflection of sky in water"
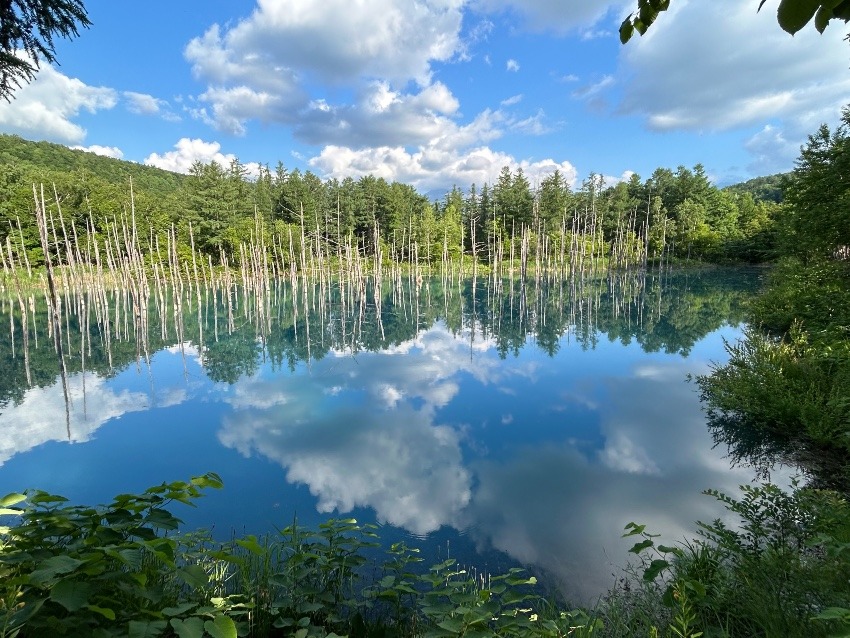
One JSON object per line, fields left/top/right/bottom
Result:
{"left": 0, "top": 296, "right": 783, "bottom": 603}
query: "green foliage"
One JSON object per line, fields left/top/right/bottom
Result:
{"left": 0, "top": 472, "right": 226, "bottom": 637}
{"left": 0, "top": 477, "right": 601, "bottom": 637}
{"left": 698, "top": 322, "right": 850, "bottom": 463}
{"left": 620, "top": 0, "right": 850, "bottom": 44}
{"left": 780, "top": 106, "right": 850, "bottom": 260}
{"left": 611, "top": 484, "right": 850, "bottom": 638}
{"left": 0, "top": 0, "right": 90, "bottom": 101}
{"left": 697, "top": 105, "right": 850, "bottom": 488}
{"left": 723, "top": 173, "right": 786, "bottom": 204}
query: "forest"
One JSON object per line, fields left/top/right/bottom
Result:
{"left": 0, "top": 133, "right": 780, "bottom": 273}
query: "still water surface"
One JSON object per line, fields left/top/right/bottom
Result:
{"left": 0, "top": 268, "right": 769, "bottom": 602}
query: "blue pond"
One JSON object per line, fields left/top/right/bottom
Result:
{"left": 0, "top": 268, "right": 773, "bottom": 602}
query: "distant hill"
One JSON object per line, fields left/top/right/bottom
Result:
{"left": 0, "top": 134, "right": 186, "bottom": 198}
{"left": 723, "top": 173, "right": 786, "bottom": 204}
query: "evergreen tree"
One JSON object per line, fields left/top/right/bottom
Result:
{"left": 0, "top": 0, "right": 90, "bottom": 100}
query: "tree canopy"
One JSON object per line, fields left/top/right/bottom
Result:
{"left": 620, "top": 0, "right": 850, "bottom": 44}
{"left": 0, "top": 0, "right": 90, "bottom": 101}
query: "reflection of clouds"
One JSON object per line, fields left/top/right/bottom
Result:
{"left": 0, "top": 374, "right": 150, "bottom": 465}
{"left": 215, "top": 322, "right": 525, "bottom": 535}
{"left": 218, "top": 403, "right": 470, "bottom": 536}
{"left": 462, "top": 359, "right": 768, "bottom": 604}
{"left": 226, "top": 376, "right": 290, "bottom": 410}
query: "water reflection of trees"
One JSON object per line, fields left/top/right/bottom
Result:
{"left": 0, "top": 268, "right": 758, "bottom": 408}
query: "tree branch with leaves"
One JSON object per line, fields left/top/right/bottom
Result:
{"left": 0, "top": 0, "right": 90, "bottom": 101}
{"left": 620, "top": 0, "right": 850, "bottom": 44}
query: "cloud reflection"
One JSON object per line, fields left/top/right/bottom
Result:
{"left": 0, "top": 373, "right": 151, "bottom": 465}
{"left": 461, "top": 359, "right": 781, "bottom": 603}
{"left": 215, "top": 323, "right": 521, "bottom": 535}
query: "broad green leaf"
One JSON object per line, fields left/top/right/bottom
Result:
{"left": 835, "top": 0, "right": 850, "bottom": 19}
{"left": 629, "top": 539, "right": 655, "bottom": 554}
{"left": 643, "top": 559, "right": 670, "bottom": 581}
{"left": 50, "top": 579, "right": 92, "bottom": 611}
{"left": 815, "top": 4, "right": 834, "bottom": 31}
{"left": 777, "top": 0, "right": 821, "bottom": 33}
{"left": 622, "top": 522, "right": 646, "bottom": 536}
{"left": 205, "top": 615, "right": 238, "bottom": 638}
{"left": 29, "top": 555, "right": 83, "bottom": 585}
{"left": 657, "top": 544, "right": 680, "bottom": 554}
{"left": 87, "top": 604, "right": 116, "bottom": 620}
{"left": 813, "top": 606, "right": 850, "bottom": 620}
{"left": 8, "top": 597, "right": 46, "bottom": 630}
{"left": 191, "top": 473, "right": 224, "bottom": 489}
{"left": 119, "top": 548, "right": 144, "bottom": 570}
{"left": 294, "top": 629, "right": 309, "bottom": 638}
{"left": 145, "top": 507, "right": 182, "bottom": 530}
{"left": 0, "top": 492, "right": 26, "bottom": 507}
{"left": 162, "top": 603, "right": 198, "bottom": 617}
{"left": 235, "top": 535, "right": 264, "bottom": 555}
{"left": 437, "top": 617, "right": 465, "bottom": 633}
{"left": 28, "top": 492, "right": 68, "bottom": 504}
{"left": 128, "top": 620, "right": 168, "bottom": 637}
{"left": 176, "top": 564, "right": 209, "bottom": 589}
{"left": 170, "top": 617, "right": 205, "bottom": 638}
{"left": 0, "top": 508, "right": 23, "bottom": 516}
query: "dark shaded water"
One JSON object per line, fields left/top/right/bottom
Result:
{"left": 0, "top": 268, "right": 775, "bottom": 602}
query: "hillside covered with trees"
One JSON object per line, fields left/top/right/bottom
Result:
{"left": 0, "top": 133, "right": 780, "bottom": 270}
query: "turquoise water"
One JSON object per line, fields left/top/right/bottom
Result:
{"left": 0, "top": 268, "right": 768, "bottom": 602}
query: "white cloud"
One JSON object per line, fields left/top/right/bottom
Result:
{"left": 510, "top": 109, "right": 551, "bottom": 135}
{"left": 309, "top": 143, "right": 578, "bottom": 192}
{"left": 572, "top": 75, "right": 614, "bottom": 100}
{"left": 70, "top": 144, "right": 124, "bottom": 159}
{"left": 506, "top": 58, "right": 520, "bottom": 72}
{"left": 0, "top": 63, "right": 116, "bottom": 143}
{"left": 185, "top": 0, "right": 465, "bottom": 89}
{"left": 501, "top": 94, "right": 523, "bottom": 106}
{"left": 124, "top": 91, "right": 181, "bottom": 122}
{"left": 124, "top": 91, "right": 162, "bottom": 114}
{"left": 744, "top": 124, "right": 801, "bottom": 174}
{"left": 144, "top": 137, "right": 262, "bottom": 177}
{"left": 473, "top": 0, "right": 631, "bottom": 33}
{"left": 618, "top": 0, "right": 850, "bottom": 170}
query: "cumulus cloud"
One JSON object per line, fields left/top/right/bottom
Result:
{"left": 0, "top": 63, "right": 116, "bottom": 143}
{"left": 123, "top": 91, "right": 181, "bottom": 122}
{"left": 185, "top": 0, "right": 465, "bottom": 89}
{"left": 144, "top": 137, "right": 262, "bottom": 177}
{"left": 506, "top": 58, "right": 520, "bottom": 72}
{"left": 617, "top": 0, "right": 850, "bottom": 172}
{"left": 744, "top": 124, "right": 801, "bottom": 174}
{"left": 309, "top": 143, "right": 578, "bottom": 192}
{"left": 292, "top": 81, "right": 466, "bottom": 148}
{"left": 70, "top": 144, "right": 124, "bottom": 159}
{"left": 473, "top": 0, "right": 631, "bottom": 32}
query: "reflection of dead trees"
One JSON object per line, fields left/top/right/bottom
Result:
{"left": 3, "top": 182, "right": 685, "bottom": 412}
{"left": 33, "top": 185, "right": 71, "bottom": 438}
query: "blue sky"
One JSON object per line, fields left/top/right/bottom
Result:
{"left": 1, "top": 0, "right": 848, "bottom": 192}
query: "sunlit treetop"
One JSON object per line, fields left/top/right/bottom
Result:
{"left": 620, "top": 0, "right": 850, "bottom": 43}
{"left": 0, "top": 0, "right": 90, "bottom": 102}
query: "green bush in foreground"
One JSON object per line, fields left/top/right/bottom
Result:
{"left": 0, "top": 474, "right": 592, "bottom": 638}
{"left": 2, "top": 475, "right": 850, "bottom": 637}
{"left": 607, "top": 483, "right": 850, "bottom": 638}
